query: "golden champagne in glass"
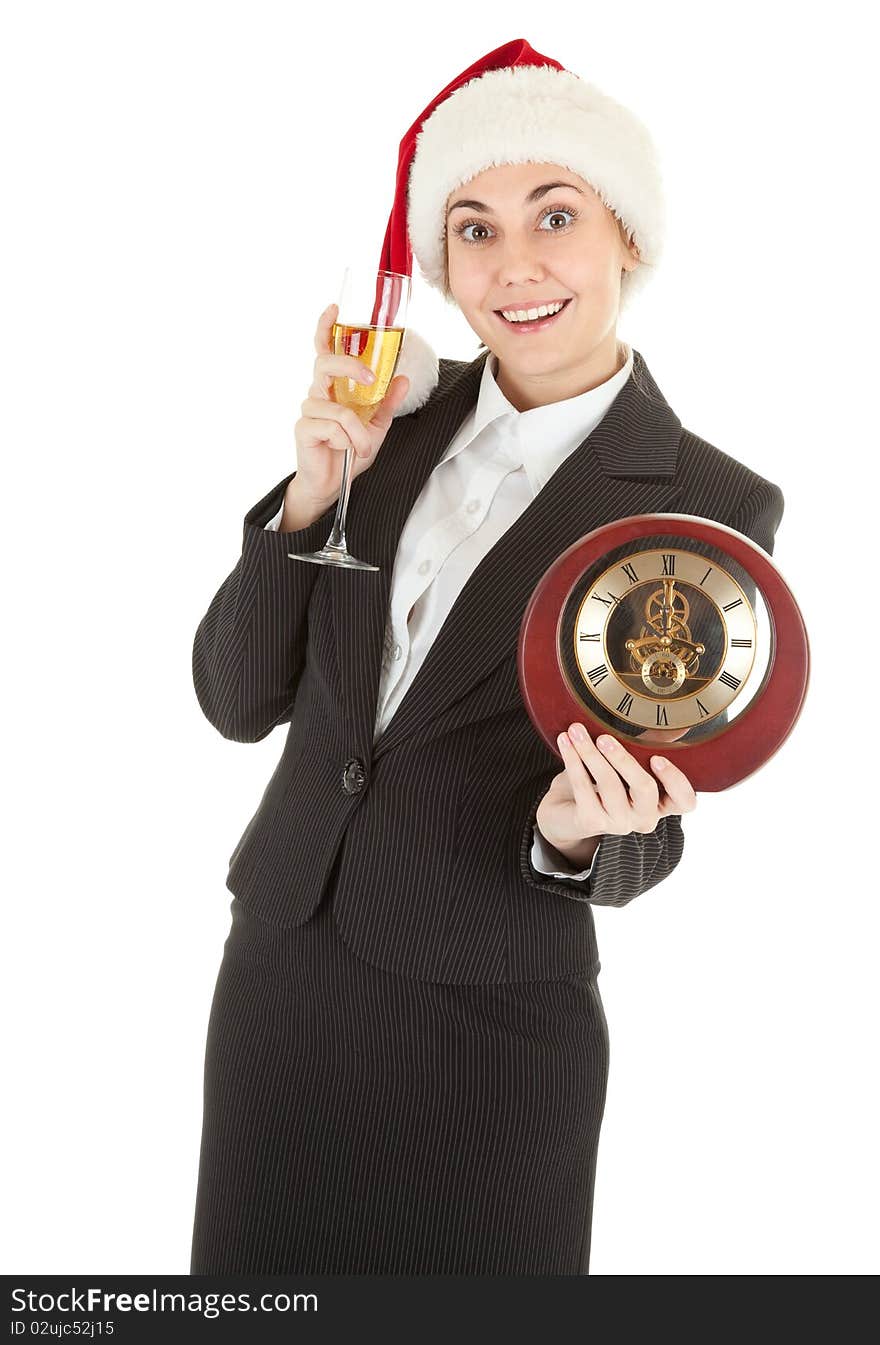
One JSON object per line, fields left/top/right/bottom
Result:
{"left": 330, "top": 323, "right": 405, "bottom": 424}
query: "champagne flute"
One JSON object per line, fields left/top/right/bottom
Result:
{"left": 288, "top": 266, "right": 410, "bottom": 571}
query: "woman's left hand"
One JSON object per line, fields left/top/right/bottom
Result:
{"left": 535, "top": 722, "right": 698, "bottom": 856}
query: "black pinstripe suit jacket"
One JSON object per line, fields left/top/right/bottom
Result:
{"left": 192, "top": 347, "right": 784, "bottom": 984}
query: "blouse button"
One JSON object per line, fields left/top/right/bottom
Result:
{"left": 466, "top": 498, "right": 480, "bottom": 514}
{"left": 417, "top": 558, "right": 431, "bottom": 575}
{"left": 393, "top": 643, "right": 402, "bottom": 661}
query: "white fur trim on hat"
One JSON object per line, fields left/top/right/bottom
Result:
{"left": 391, "top": 324, "right": 441, "bottom": 417}
{"left": 407, "top": 64, "right": 665, "bottom": 316}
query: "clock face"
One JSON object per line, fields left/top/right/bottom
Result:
{"left": 572, "top": 547, "right": 758, "bottom": 733}
{"left": 556, "top": 530, "right": 774, "bottom": 746}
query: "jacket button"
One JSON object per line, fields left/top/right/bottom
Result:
{"left": 342, "top": 757, "right": 367, "bottom": 794}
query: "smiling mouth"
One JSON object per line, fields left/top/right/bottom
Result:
{"left": 493, "top": 298, "right": 573, "bottom": 331}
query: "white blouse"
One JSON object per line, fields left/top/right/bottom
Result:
{"left": 266, "top": 344, "right": 635, "bottom": 885}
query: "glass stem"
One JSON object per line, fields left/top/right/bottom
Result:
{"left": 325, "top": 446, "right": 355, "bottom": 552}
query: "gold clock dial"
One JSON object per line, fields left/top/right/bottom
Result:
{"left": 572, "top": 547, "right": 758, "bottom": 733}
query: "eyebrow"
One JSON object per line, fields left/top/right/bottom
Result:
{"left": 446, "top": 181, "right": 585, "bottom": 218}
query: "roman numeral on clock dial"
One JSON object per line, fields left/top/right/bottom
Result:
{"left": 616, "top": 692, "right": 634, "bottom": 717}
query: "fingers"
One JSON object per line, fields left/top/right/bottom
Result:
{"left": 296, "top": 417, "right": 358, "bottom": 459}
{"left": 556, "top": 732, "right": 602, "bottom": 813}
{"left": 300, "top": 397, "right": 372, "bottom": 457}
{"left": 313, "top": 303, "right": 382, "bottom": 393}
{"left": 563, "top": 724, "right": 678, "bottom": 834}
{"left": 581, "top": 729, "right": 660, "bottom": 816}
{"left": 558, "top": 727, "right": 631, "bottom": 833}
{"left": 309, "top": 358, "right": 377, "bottom": 404}
{"left": 649, "top": 754, "right": 698, "bottom": 816}
{"left": 560, "top": 723, "right": 698, "bottom": 832}
{"left": 365, "top": 374, "right": 410, "bottom": 433}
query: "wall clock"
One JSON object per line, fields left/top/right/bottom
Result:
{"left": 517, "top": 514, "right": 809, "bottom": 790}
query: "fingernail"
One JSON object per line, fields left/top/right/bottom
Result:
{"left": 652, "top": 756, "right": 667, "bottom": 769}
{"left": 361, "top": 368, "right": 375, "bottom": 383}
{"left": 558, "top": 732, "right": 570, "bottom": 749}
{"left": 598, "top": 735, "right": 615, "bottom": 750}
{"left": 570, "top": 723, "right": 586, "bottom": 741}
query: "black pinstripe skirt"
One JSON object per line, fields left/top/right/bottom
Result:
{"left": 189, "top": 888, "right": 610, "bottom": 1275}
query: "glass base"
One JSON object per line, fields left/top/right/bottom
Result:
{"left": 288, "top": 546, "right": 380, "bottom": 572}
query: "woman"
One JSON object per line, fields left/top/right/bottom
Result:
{"left": 189, "top": 40, "right": 783, "bottom": 1275}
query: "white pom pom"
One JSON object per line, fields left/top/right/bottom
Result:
{"left": 392, "top": 326, "right": 441, "bottom": 417}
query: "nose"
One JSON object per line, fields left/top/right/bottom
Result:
{"left": 493, "top": 236, "right": 549, "bottom": 290}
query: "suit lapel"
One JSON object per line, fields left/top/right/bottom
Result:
{"left": 333, "top": 347, "right": 684, "bottom": 758}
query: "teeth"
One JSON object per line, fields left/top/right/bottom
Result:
{"left": 500, "top": 300, "right": 566, "bottom": 323}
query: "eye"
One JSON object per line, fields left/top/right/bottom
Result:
{"left": 538, "top": 206, "right": 578, "bottom": 232}
{"left": 452, "top": 218, "right": 495, "bottom": 245}
{"left": 452, "top": 203, "right": 580, "bottom": 245}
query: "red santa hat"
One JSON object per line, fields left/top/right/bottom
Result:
{"left": 379, "top": 37, "right": 666, "bottom": 418}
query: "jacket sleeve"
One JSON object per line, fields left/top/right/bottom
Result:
{"left": 192, "top": 470, "right": 338, "bottom": 742}
{"left": 518, "top": 471, "right": 785, "bottom": 907}
{"left": 519, "top": 784, "right": 686, "bottom": 908}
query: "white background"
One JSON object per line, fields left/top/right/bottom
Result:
{"left": 3, "top": 0, "right": 877, "bottom": 1276}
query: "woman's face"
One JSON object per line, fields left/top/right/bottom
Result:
{"left": 445, "top": 162, "right": 640, "bottom": 403}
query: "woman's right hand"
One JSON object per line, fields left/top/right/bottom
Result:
{"left": 291, "top": 302, "right": 411, "bottom": 511}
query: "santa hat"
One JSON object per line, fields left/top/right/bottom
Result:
{"left": 376, "top": 37, "right": 665, "bottom": 418}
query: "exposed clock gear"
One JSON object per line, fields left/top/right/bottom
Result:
{"left": 622, "top": 579, "right": 707, "bottom": 692}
